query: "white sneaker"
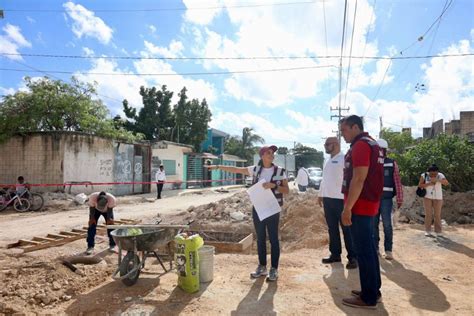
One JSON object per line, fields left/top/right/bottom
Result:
{"left": 424, "top": 232, "right": 432, "bottom": 237}
{"left": 86, "top": 247, "right": 94, "bottom": 255}
{"left": 385, "top": 251, "right": 393, "bottom": 260}
{"left": 435, "top": 232, "right": 444, "bottom": 238}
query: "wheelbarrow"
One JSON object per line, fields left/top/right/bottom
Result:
{"left": 109, "top": 224, "right": 188, "bottom": 286}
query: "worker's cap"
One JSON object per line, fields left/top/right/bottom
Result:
{"left": 96, "top": 195, "right": 108, "bottom": 212}
{"left": 377, "top": 139, "right": 389, "bottom": 149}
{"left": 259, "top": 145, "right": 278, "bottom": 157}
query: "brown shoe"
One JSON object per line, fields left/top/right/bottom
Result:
{"left": 342, "top": 296, "right": 377, "bottom": 309}
{"left": 351, "top": 290, "right": 382, "bottom": 303}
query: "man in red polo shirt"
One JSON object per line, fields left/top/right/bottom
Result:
{"left": 339, "top": 115, "right": 384, "bottom": 309}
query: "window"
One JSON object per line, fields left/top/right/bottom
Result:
{"left": 162, "top": 159, "right": 176, "bottom": 176}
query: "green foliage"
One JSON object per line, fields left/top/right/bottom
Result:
{"left": 0, "top": 77, "right": 141, "bottom": 143}
{"left": 122, "top": 85, "right": 174, "bottom": 140}
{"left": 277, "top": 146, "right": 289, "bottom": 155}
{"left": 224, "top": 127, "right": 265, "bottom": 164}
{"left": 398, "top": 134, "right": 474, "bottom": 192}
{"left": 122, "top": 86, "right": 212, "bottom": 151}
{"left": 292, "top": 143, "right": 324, "bottom": 168}
{"left": 380, "top": 127, "right": 415, "bottom": 154}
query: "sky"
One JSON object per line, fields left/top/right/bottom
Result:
{"left": 0, "top": 0, "right": 473, "bottom": 152}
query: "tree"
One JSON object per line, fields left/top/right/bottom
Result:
{"left": 224, "top": 127, "right": 265, "bottom": 163}
{"left": 277, "top": 146, "right": 289, "bottom": 155}
{"left": 380, "top": 127, "right": 415, "bottom": 154}
{"left": 122, "top": 85, "right": 174, "bottom": 141}
{"left": 0, "top": 76, "right": 141, "bottom": 143}
{"left": 399, "top": 134, "right": 474, "bottom": 191}
{"left": 171, "top": 87, "right": 212, "bottom": 151}
{"left": 292, "top": 143, "right": 324, "bottom": 168}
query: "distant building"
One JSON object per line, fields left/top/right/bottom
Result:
{"left": 423, "top": 111, "right": 474, "bottom": 142}
{"left": 200, "top": 128, "right": 229, "bottom": 155}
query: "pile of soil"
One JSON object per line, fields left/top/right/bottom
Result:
{"left": 400, "top": 187, "right": 474, "bottom": 224}
{"left": 0, "top": 251, "right": 114, "bottom": 314}
{"left": 159, "top": 189, "right": 328, "bottom": 251}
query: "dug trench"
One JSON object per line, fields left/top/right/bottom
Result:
{"left": 1, "top": 189, "right": 473, "bottom": 315}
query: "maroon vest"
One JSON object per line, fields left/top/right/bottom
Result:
{"left": 342, "top": 132, "right": 384, "bottom": 201}
{"left": 253, "top": 164, "right": 285, "bottom": 206}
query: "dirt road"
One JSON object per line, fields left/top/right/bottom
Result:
{"left": 0, "top": 188, "right": 239, "bottom": 247}
{"left": 1, "top": 189, "right": 473, "bottom": 315}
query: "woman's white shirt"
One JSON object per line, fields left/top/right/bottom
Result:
{"left": 422, "top": 172, "right": 445, "bottom": 200}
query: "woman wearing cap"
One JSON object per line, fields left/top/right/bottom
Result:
{"left": 86, "top": 191, "right": 117, "bottom": 255}
{"left": 418, "top": 164, "right": 449, "bottom": 237}
{"left": 206, "top": 145, "right": 289, "bottom": 282}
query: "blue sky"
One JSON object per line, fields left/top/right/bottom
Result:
{"left": 0, "top": 0, "right": 473, "bottom": 151}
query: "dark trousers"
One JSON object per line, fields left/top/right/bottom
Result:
{"left": 323, "top": 197, "right": 356, "bottom": 260}
{"left": 252, "top": 208, "right": 280, "bottom": 269}
{"left": 157, "top": 182, "right": 164, "bottom": 199}
{"left": 351, "top": 214, "right": 382, "bottom": 306}
{"left": 87, "top": 207, "right": 115, "bottom": 248}
{"left": 374, "top": 198, "right": 393, "bottom": 252}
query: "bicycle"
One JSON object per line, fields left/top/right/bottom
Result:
{"left": 0, "top": 189, "right": 31, "bottom": 212}
{"left": 21, "top": 189, "right": 45, "bottom": 211}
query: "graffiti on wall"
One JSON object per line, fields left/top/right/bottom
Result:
{"left": 134, "top": 162, "right": 142, "bottom": 175}
{"left": 99, "top": 159, "right": 113, "bottom": 176}
{"left": 116, "top": 157, "right": 132, "bottom": 182}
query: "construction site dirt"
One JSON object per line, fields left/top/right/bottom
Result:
{"left": 0, "top": 186, "right": 473, "bottom": 315}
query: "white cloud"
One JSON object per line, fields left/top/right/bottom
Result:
{"left": 0, "top": 24, "right": 31, "bottom": 60}
{"left": 182, "top": 0, "right": 224, "bottom": 25}
{"left": 82, "top": 47, "right": 94, "bottom": 56}
{"left": 190, "top": 0, "right": 380, "bottom": 107}
{"left": 26, "top": 16, "right": 36, "bottom": 24}
{"left": 148, "top": 25, "right": 157, "bottom": 34}
{"left": 144, "top": 40, "right": 184, "bottom": 58}
{"left": 63, "top": 2, "right": 113, "bottom": 44}
{"left": 0, "top": 86, "right": 16, "bottom": 96}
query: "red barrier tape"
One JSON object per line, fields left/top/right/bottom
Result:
{"left": 0, "top": 178, "right": 246, "bottom": 188}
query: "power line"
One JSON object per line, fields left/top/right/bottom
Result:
{"left": 342, "top": 0, "right": 358, "bottom": 109}
{"left": 2, "top": 52, "right": 472, "bottom": 61}
{"left": 364, "top": 0, "right": 456, "bottom": 116}
{"left": 2, "top": 1, "right": 321, "bottom": 13}
{"left": 331, "top": 0, "right": 350, "bottom": 144}
{"left": 0, "top": 64, "right": 338, "bottom": 77}
{"left": 358, "top": 0, "right": 377, "bottom": 67}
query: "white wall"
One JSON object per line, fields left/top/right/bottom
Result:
{"left": 63, "top": 136, "right": 114, "bottom": 194}
{"left": 152, "top": 143, "right": 192, "bottom": 191}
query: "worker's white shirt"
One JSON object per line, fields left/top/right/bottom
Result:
{"left": 156, "top": 170, "right": 166, "bottom": 182}
{"left": 319, "top": 152, "right": 345, "bottom": 200}
{"left": 295, "top": 168, "right": 309, "bottom": 186}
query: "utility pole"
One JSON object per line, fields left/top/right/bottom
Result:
{"left": 330, "top": 104, "right": 350, "bottom": 144}
{"left": 379, "top": 116, "right": 383, "bottom": 138}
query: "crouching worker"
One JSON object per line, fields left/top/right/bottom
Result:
{"left": 206, "top": 145, "right": 289, "bottom": 282}
{"left": 86, "top": 191, "right": 117, "bottom": 255}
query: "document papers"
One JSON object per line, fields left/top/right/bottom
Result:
{"left": 246, "top": 179, "right": 281, "bottom": 221}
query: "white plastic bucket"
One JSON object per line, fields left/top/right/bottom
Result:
{"left": 198, "top": 245, "right": 215, "bottom": 283}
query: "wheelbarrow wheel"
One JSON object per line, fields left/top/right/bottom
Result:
{"left": 120, "top": 251, "right": 141, "bottom": 286}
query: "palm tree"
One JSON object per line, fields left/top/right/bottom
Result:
{"left": 224, "top": 127, "right": 265, "bottom": 163}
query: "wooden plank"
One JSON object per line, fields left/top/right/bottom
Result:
{"left": 18, "top": 239, "right": 42, "bottom": 246}
{"left": 33, "top": 236, "right": 58, "bottom": 242}
{"left": 72, "top": 229, "right": 88, "bottom": 233}
{"left": 47, "top": 233, "right": 71, "bottom": 239}
{"left": 6, "top": 241, "right": 21, "bottom": 248}
{"left": 22, "top": 238, "right": 72, "bottom": 253}
{"left": 107, "top": 224, "right": 188, "bottom": 229}
{"left": 59, "top": 231, "right": 82, "bottom": 236}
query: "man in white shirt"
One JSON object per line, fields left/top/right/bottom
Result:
{"left": 295, "top": 166, "right": 309, "bottom": 192}
{"left": 318, "top": 137, "right": 357, "bottom": 269}
{"left": 156, "top": 165, "right": 166, "bottom": 199}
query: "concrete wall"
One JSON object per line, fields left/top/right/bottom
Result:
{"left": 0, "top": 133, "right": 64, "bottom": 192}
{"left": 432, "top": 119, "right": 444, "bottom": 137}
{"left": 151, "top": 142, "right": 192, "bottom": 190}
{"left": 63, "top": 134, "right": 114, "bottom": 194}
{"left": 460, "top": 111, "right": 474, "bottom": 137}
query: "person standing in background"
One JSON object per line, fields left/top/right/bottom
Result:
{"left": 156, "top": 165, "right": 166, "bottom": 199}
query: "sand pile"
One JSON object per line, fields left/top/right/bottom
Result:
{"left": 159, "top": 188, "right": 328, "bottom": 251}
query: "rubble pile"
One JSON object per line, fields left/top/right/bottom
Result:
{"left": 161, "top": 188, "right": 327, "bottom": 251}
{"left": 400, "top": 187, "right": 474, "bottom": 225}
{"left": 0, "top": 253, "right": 113, "bottom": 314}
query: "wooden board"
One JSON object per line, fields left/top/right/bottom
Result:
{"left": 6, "top": 218, "right": 139, "bottom": 252}
{"left": 189, "top": 230, "right": 253, "bottom": 253}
